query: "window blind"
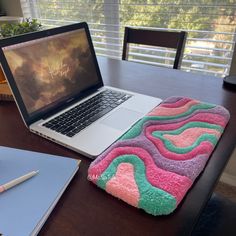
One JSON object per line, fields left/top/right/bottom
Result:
{"left": 20, "top": 0, "right": 236, "bottom": 77}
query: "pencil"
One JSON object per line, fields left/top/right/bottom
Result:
{"left": 0, "top": 170, "right": 39, "bottom": 193}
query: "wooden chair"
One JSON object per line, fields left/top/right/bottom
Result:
{"left": 122, "top": 27, "right": 187, "bottom": 69}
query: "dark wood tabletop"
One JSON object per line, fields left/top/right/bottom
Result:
{"left": 0, "top": 56, "right": 236, "bottom": 236}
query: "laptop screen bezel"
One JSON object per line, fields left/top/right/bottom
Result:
{"left": 0, "top": 22, "right": 104, "bottom": 127}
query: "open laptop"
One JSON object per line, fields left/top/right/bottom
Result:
{"left": 0, "top": 22, "right": 162, "bottom": 158}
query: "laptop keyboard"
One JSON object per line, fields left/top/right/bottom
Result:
{"left": 42, "top": 89, "right": 132, "bottom": 137}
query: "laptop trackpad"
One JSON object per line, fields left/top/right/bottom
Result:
{"left": 100, "top": 107, "right": 143, "bottom": 131}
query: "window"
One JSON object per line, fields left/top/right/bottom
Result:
{"left": 20, "top": 0, "right": 236, "bottom": 77}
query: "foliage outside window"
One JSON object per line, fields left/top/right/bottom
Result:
{"left": 20, "top": 0, "right": 236, "bottom": 77}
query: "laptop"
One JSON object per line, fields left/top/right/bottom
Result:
{"left": 0, "top": 22, "right": 162, "bottom": 158}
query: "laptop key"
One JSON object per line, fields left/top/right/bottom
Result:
{"left": 56, "top": 125, "right": 68, "bottom": 133}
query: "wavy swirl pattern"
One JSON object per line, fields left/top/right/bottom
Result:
{"left": 88, "top": 96, "right": 230, "bottom": 216}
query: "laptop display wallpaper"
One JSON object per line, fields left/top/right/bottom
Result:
{"left": 3, "top": 29, "right": 99, "bottom": 114}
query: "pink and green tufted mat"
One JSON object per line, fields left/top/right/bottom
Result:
{"left": 88, "top": 96, "right": 230, "bottom": 216}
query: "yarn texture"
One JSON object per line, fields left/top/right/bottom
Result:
{"left": 88, "top": 97, "right": 230, "bottom": 216}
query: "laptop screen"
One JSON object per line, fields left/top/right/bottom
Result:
{"left": 2, "top": 27, "right": 100, "bottom": 116}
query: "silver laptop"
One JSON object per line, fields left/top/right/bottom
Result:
{"left": 0, "top": 22, "right": 162, "bottom": 158}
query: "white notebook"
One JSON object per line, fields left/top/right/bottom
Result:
{"left": 0, "top": 146, "right": 80, "bottom": 236}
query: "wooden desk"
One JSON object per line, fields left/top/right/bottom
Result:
{"left": 0, "top": 57, "right": 235, "bottom": 236}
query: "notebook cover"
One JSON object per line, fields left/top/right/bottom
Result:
{"left": 88, "top": 96, "right": 230, "bottom": 216}
{"left": 0, "top": 146, "right": 79, "bottom": 236}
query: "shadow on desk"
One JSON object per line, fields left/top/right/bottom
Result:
{"left": 192, "top": 192, "right": 236, "bottom": 236}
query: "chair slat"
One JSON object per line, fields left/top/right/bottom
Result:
{"left": 122, "top": 27, "right": 187, "bottom": 69}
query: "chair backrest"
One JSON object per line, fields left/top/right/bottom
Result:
{"left": 122, "top": 27, "right": 187, "bottom": 69}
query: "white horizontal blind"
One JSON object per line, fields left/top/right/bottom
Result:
{"left": 20, "top": 0, "right": 236, "bottom": 77}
